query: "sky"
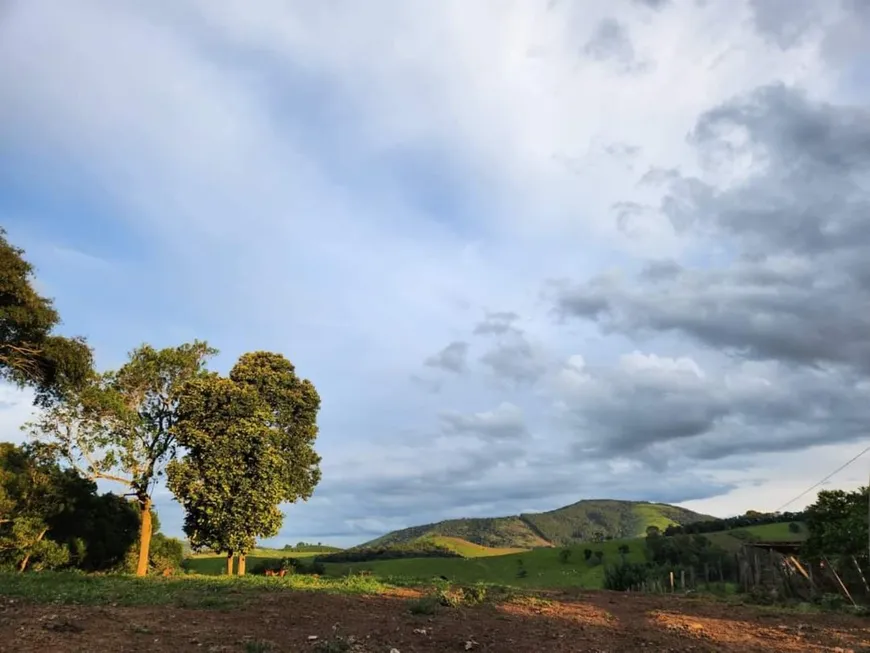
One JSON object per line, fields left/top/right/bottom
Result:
{"left": 1, "top": 0, "right": 869, "bottom": 548}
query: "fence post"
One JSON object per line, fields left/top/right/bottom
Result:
{"left": 669, "top": 571, "right": 675, "bottom": 593}
{"left": 851, "top": 556, "right": 870, "bottom": 595}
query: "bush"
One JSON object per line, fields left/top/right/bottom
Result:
{"left": 558, "top": 548, "right": 571, "bottom": 564}
{"left": 583, "top": 548, "right": 593, "bottom": 561}
{"left": 788, "top": 522, "right": 802, "bottom": 534}
{"left": 149, "top": 534, "right": 184, "bottom": 573}
{"left": 604, "top": 562, "right": 650, "bottom": 591}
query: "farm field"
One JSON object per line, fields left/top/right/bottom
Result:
{"left": 1, "top": 572, "right": 867, "bottom": 652}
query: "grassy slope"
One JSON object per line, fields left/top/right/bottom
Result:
{"left": 365, "top": 516, "right": 551, "bottom": 550}
{"left": 364, "top": 500, "right": 714, "bottom": 549}
{"left": 424, "top": 536, "right": 526, "bottom": 558}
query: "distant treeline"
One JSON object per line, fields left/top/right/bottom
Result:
{"left": 660, "top": 511, "right": 806, "bottom": 537}
{"left": 317, "top": 540, "right": 461, "bottom": 563}
{"left": 281, "top": 542, "right": 342, "bottom": 553}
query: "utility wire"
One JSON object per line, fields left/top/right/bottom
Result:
{"left": 775, "top": 443, "right": 870, "bottom": 513}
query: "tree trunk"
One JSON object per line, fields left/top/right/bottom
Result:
{"left": 238, "top": 553, "right": 246, "bottom": 576}
{"left": 226, "top": 551, "right": 235, "bottom": 576}
{"left": 135, "top": 495, "right": 153, "bottom": 577}
{"left": 19, "top": 528, "right": 48, "bottom": 573}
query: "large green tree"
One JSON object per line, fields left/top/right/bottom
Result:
{"left": 26, "top": 341, "right": 216, "bottom": 575}
{"left": 803, "top": 487, "right": 869, "bottom": 560}
{"left": 0, "top": 228, "right": 93, "bottom": 404}
{"left": 168, "top": 352, "right": 321, "bottom": 575}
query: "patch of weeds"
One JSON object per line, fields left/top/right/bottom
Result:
{"left": 313, "top": 635, "right": 354, "bottom": 652}
{"left": 436, "top": 586, "right": 465, "bottom": 608}
{"left": 457, "top": 584, "right": 487, "bottom": 606}
{"left": 509, "top": 595, "right": 554, "bottom": 609}
{"left": 408, "top": 595, "right": 442, "bottom": 615}
{"left": 244, "top": 641, "right": 273, "bottom": 653}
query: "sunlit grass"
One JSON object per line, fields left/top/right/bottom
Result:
{"left": 0, "top": 571, "right": 388, "bottom": 608}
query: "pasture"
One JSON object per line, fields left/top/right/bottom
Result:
{"left": 184, "top": 548, "right": 320, "bottom": 575}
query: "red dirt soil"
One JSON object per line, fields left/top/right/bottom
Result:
{"left": 1, "top": 589, "right": 868, "bottom": 652}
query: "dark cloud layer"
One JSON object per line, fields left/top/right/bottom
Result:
{"left": 555, "top": 85, "right": 870, "bottom": 372}
{"left": 551, "top": 83, "right": 870, "bottom": 462}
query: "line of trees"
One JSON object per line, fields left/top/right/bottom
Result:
{"left": 1, "top": 228, "right": 322, "bottom": 576}
{"left": 659, "top": 510, "right": 807, "bottom": 537}
{"left": 318, "top": 541, "right": 462, "bottom": 563}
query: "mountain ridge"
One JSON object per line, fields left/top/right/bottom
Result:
{"left": 362, "top": 499, "right": 716, "bottom": 549}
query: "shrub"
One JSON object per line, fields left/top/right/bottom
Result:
{"left": 604, "top": 562, "right": 650, "bottom": 591}
{"left": 558, "top": 548, "right": 572, "bottom": 564}
{"left": 788, "top": 522, "right": 802, "bottom": 534}
{"left": 583, "top": 549, "right": 593, "bottom": 561}
{"left": 149, "top": 534, "right": 184, "bottom": 573}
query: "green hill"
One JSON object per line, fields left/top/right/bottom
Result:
{"left": 362, "top": 500, "right": 713, "bottom": 549}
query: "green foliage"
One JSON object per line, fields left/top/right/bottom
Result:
{"left": 168, "top": 352, "right": 321, "bottom": 562}
{"left": 364, "top": 500, "right": 713, "bottom": 549}
{"left": 147, "top": 533, "right": 185, "bottom": 573}
{"left": 583, "top": 548, "right": 592, "bottom": 561}
{"left": 788, "top": 522, "right": 802, "bottom": 534}
{"left": 26, "top": 340, "right": 216, "bottom": 576}
{"left": 318, "top": 540, "right": 461, "bottom": 563}
{"left": 662, "top": 510, "right": 805, "bottom": 537}
{"left": 282, "top": 541, "right": 341, "bottom": 553}
{"left": 0, "top": 442, "right": 178, "bottom": 574}
{"left": 558, "top": 548, "right": 571, "bottom": 563}
{"left": 0, "top": 229, "right": 93, "bottom": 405}
{"left": 0, "top": 442, "right": 90, "bottom": 571}
{"left": 803, "top": 487, "right": 869, "bottom": 559}
{"left": 645, "top": 532, "right": 734, "bottom": 579}
{"left": 604, "top": 561, "right": 650, "bottom": 591}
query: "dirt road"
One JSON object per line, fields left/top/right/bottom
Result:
{"left": 1, "top": 589, "right": 867, "bottom": 652}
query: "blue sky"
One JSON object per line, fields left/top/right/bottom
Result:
{"left": 2, "top": 0, "right": 869, "bottom": 547}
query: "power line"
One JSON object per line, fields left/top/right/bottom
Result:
{"left": 775, "top": 443, "right": 870, "bottom": 513}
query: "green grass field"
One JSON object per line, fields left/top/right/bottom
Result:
{"left": 181, "top": 523, "right": 807, "bottom": 590}
{"left": 0, "top": 571, "right": 387, "bottom": 608}
{"left": 184, "top": 548, "right": 321, "bottom": 575}
{"left": 325, "top": 538, "right": 645, "bottom": 589}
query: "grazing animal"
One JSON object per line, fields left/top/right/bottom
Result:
{"left": 278, "top": 569, "right": 287, "bottom": 578}
{"left": 265, "top": 569, "right": 275, "bottom": 577}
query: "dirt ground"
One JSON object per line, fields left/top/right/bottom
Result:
{"left": 1, "top": 589, "right": 868, "bottom": 653}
